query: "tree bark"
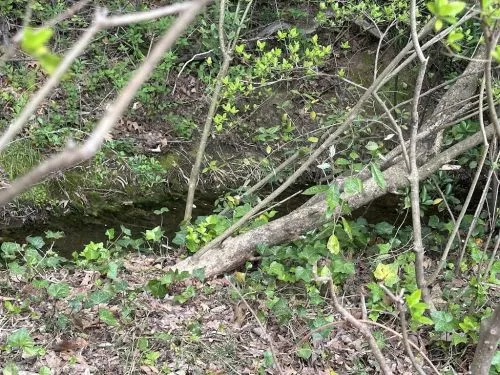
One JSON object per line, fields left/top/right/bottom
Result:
{"left": 172, "top": 124, "right": 494, "bottom": 277}
{"left": 471, "top": 303, "right": 500, "bottom": 375}
{"left": 172, "top": 46, "right": 491, "bottom": 277}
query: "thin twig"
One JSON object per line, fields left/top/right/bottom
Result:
{"left": 225, "top": 276, "right": 284, "bottom": 375}
{"left": 329, "top": 280, "right": 393, "bottom": 375}
{"left": 184, "top": 0, "right": 254, "bottom": 221}
{"left": 194, "top": 19, "right": 436, "bottom": 256}
{"left": 379, "top": 284, "right": 426, "bottom": 375}
{"left": 0, "top": 1, "right": 210, "bottom": 205}
{"left": 427, "top": 146, "right": 489, "bottom": 285}
{"left": 408, "top": 0, "right": 431, "bottom": 305}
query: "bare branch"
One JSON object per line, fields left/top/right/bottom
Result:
{"left": 380, "top": 284, "right": 426, "bottom": 375}
{"left": 427, "top": 76, "right": 491, "bottom": 285}
{"left": 0, "top": 2, "right": 206, "bottom": 154}
{"left": 193, "top": 19, "right": 436, "bottom": 255}
{"left": 329, "top": 280, "right": 393, "bottom": 375}
{"left": 226, "top": 276, "right": 284, "bottom": 375}
{"left": 184, "top": 0, "right": 253, "bottom": 221}
{"left": 471, "top": 303, "right": 500, "bottom": 375}
{"left": 408, "top": 0, "right": 431, "bottom": 305}
{"left": 102, "top": 2, "right": 197, "bottom": 27}
{"left": 0, "top": 1, "right": 211, "bottom": 206}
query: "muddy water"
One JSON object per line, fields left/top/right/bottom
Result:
{"left": 1, "top": 191, "right": 403, "bottom": 258}
{"left": 0, "top": 196, "right": 214, "bottom": 258}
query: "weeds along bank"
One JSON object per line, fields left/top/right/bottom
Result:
{"left": 1, "top": 0, "right": 412, "bottom": 218}
{"left": 0, "top": 0, "right": 499, "bottom": 374}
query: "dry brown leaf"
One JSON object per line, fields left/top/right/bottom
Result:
{"left": 53, "top": 337, "right": 89, "bottom": 352}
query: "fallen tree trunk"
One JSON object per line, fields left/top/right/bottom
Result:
{"left": 173, "top": 124, "right": 494, "bottom": 277}
{"left": 173, "top": 46, "right": 489, "bottom": 277}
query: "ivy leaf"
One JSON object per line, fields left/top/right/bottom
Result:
{"left": 268, "top": 261, "right": 287, "bottom": 280}
{"left": 431, "top": 311, "right": 455, "bottom": 332}
{"left": 45, "top": 230, "right": 64, "bottom": 239}
{"left": 327, "top": 233, "right": 340, "bottom": 255}
{"left": 106, "top": 262, "right": 119, "bottom": 280}
{"left": 370, "top": 163, "right": 386, "bottom": 190}
{"left": 343, "top": 177, "right": 363, "bottom": 196}
{"left": 7, "top": 328, "right": 34, "bottom": 349}
{"left": 86, "top": 290, "right": 114, "bottom": 307}
{"left": 341, "top": 217, "right": 353, "bottom": 240}
{"left": 192, "top": 268, "right": 206, "bottom": 282}
{"left": 295, "top": 266, "right": 312, "bottom": 282}
{"left": 296, "top": 344, "right": 313, "bottom": 359}
{"left": 99, "top": 308, "right": 119, "bottom": 326}
{"left": 147, "top": 279, "right": 168, "bottom": 298}
{"left": 144, "top": 226, "right": 163, "bottom": 242}
{"left": 302, "top": 185, "right": 329, "bottom": 195}
{"left": 47, "top": 282, "right": 70, "bottom": 299}
{"left": 26, "top": 236, "right": 45, "bottom": 249}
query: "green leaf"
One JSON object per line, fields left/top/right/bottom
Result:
{"left": 1, "top": 242, "right": 21, "bottom": 260}
{"left": 145, "top": 226, "right": 163, "bottom": 242}
{"left": 343, "top": 177, "right": 363, "bottom": 196}
{"left": 268, "top": 261, "right": 287, "bottom": 280}
{"left": 459, "top": 315, "right": 479, "bottom": 333}
{"left": 105, "top": 228, "right": 115, "bottom": 240}
{"left": 99, "top": 308, "right": 119, "bottom": 326}
{"left": 492, "top": 45, "right": 500, "bottom": 63}
{"left": 263, "top": 350, "right": 274, "bottom": 367}
{"left": 370, "top": 163, "right": 386, "bottom": 190}
{"left": 147, "top": 279, "right": 168, "bottom": 298}
{"left": 296, "top": 344, "right": 313, "bottom": 359}
{"left": 431, "top": 311, "right": 455, "bottom": 332}
{"left": 374, "top": 263, "right": 392, "bottom": 281}
{"left": 38, "top": 52, "right": 61, "bottom": 74}
{"left": 21, "top": 27, "right": 53, "bottom": 53}
{"left": 192, "top": 268, "right": 206, "bottom": 282}
{"left": 441, "top": 2, "right": 465, "bottom": 16}
{"left": 106, "top": 262, "right": 119, "bottom": 280}
{"left": 120, "top": 225, "right": 132, "bottom": 236}
{"left": 86, "top": 290, "right": 114, "bottom": 307}
{"left": 38, "top": 366, "right": 51, "bottom": 375}
{"left": 27, "top": 236, "right": 45, "bottom": 249}
{"left": 153, "top": 207, "right": 169, "bottom": 215}
{"left": 8, "top": 262, "right": 27, "bottom": 276}
{"left": 302, "top": 185, "right": 329, "bottom": 195}
{"left": 174, "top": 285, "right": 195, "bottom": 304}
{"left": 374, "top": 221, "right": 394, "bottom": 236}
{"left": 45, "top": 230, "right": 64, "bottom": 239}
{"left": 365, "top": 141, "right": 379, "bottom": 151}
{"left": 492, "top": 350, "right": 500, "bottom": 366}
{"left": 406, "top": 289, "right": 422, "bottom": 308}
{"left": 295, "top": 266, "right": 312, "bottom": 282}
{"left": 341, "top": 217, "right": 353, "bottom": 240}
{"left": 434, "top": 18, "right": 443, "bottom": 31}
{"left": 3, "top": 363, "right": 19, "bottom": 375}
{"left": 7, "top": 328, "right": 34, "bottom": 349}
{"left": 47, "top": 282, "right": 70, "bottom": 299}
{"left": 160, "top": 271, "right": 176, "bottom": 285}
{"left": 327, "top": 233, "right": 340, "bottom": 255}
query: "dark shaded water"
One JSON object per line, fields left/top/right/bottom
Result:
{"left": 0, "top": 197, "right": 214, "bottom": 257}
{"left": 1, "top": 190, "right": 403, "bottom": 258}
